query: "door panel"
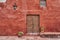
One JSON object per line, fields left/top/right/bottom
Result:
{"left": 27, "top": 16, "right": 33, "bottom": 33}
{"left": 27, "top": 15, "right": 40, "bottom": 33}
{"left": 33, "top": 16, "right": 39, "bottom": 33}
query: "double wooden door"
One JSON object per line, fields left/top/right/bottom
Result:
{"left": 27, "top": 15, "right": 40, "bottom": 33}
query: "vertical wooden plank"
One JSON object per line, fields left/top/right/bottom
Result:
{"left": 27, "top": 16, "right": 33, "bottom": 33}
{"left": 32, "top": 16, "right": 39, "bottom": 33}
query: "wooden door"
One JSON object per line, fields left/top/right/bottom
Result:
{"left": 27, "top": 15, "right": 40, "bottom": 33}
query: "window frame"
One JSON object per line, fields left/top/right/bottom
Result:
{"left": 40, "top": 0, "right": 47, "bottom": 7}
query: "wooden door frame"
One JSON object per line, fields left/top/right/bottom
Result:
{"left": 26, "top": 14, "right": 40, "bottom": 35}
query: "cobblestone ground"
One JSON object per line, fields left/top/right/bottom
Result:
{"left": 0, "top": 36, "right": 60, "bottom": 40}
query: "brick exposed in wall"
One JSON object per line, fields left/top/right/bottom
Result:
{"left": 0, "top": 0, "right": 60, "bottom": 35}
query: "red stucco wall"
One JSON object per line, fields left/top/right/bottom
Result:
{"left": 0, "top": 0, "right": 60, "bottom": 35}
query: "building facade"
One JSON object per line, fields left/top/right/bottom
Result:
{"left": 0, "top": 0, "right": 60, "bottom": 35}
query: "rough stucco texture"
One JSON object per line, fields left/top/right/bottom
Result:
{"left": 0, "top": 0, "right": 60, "bottom": 35}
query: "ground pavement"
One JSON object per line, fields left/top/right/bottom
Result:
{"left": 0, "top": 36, "right": 60, "bottom": 40}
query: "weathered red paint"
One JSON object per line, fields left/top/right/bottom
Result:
{"left": 0, "top": 0, "right": 60, "bottom": 35}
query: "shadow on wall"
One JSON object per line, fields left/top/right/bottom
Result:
{"left": 0, "top": 3, "right": 4, "bottom": 8}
